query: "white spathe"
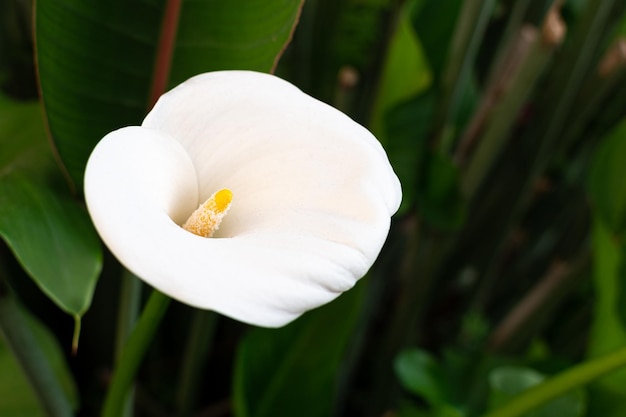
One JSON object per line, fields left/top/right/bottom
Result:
{"left": 84, "top": 70, "right": 401, "bottom": 327}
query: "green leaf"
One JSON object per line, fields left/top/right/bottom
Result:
{"left": 383, "top": 91, "right": 435, "bottom": 215}
{"left": 168, "top": 1, "right": 303, "bottom": 86}
{"left": 36, "top": 0, "right": 304, "bottom": 186}
{"left": 410, "top": 0, "right": 463, "bottom": 78}
{"left": 0, "top": 96, "right": 54, "bottom": 180}
{"left": 417, "top": 150, "right": 465, "bottom": 230}
{"left": 370, "top": 0, "right": 432, "bottom": 143}
{"left": 488, "top": 366, "right": 586, "bottom": 417}
{"left": 394, "top": 348, "right": 447, "bottom": 406}
{"left": 0, "top": 96, "right": 102, "bottom": 317}
{"left": 586, "top": 383, "right": 626, "bottom": 417}
{"left": 0, "top": 175, "right": 101, "bottom": 316}
{"left": 588, "top": 119, "right": 626, "bottom": 236}
{"left": 397, "top": 401, "right": 465, "bottom": 417}
{"left": 588, "top": 218, "right": 626, "bottom": 360}
{"left": 489, "top": 366, "right": 543, "bottom": 409}
{"left": 366, "top": 0, "right": 432, "bottom": 216}
{"left": 617, "top": 241, "right": 626, "bottom": 341}
{"left": 587, "top": 122, "right": 626, "bottom": 408}
{"left": 233, "top": 283, "right": 363, "bottom": 417}
{"left": 0, "top": 306, "right": 78, "bottom": 416}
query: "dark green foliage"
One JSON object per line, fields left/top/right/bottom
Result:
{"left": 2, "top": 0, "right": 626, "bottom": 416}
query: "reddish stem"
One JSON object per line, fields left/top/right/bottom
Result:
{"left": 149, "top": 0, "right": 183, "bottom": 107}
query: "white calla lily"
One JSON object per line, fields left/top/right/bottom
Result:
{"left": 84, "top": 70, "right": 401, "bottom": 327}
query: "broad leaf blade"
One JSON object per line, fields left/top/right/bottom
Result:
{"left": 0, "top": 96, "right": 102, "bottom": 317}
{"left": 36, "top": 0, "right": 161, "bottom": 186}
{"left": 233, "top": 284, "right": 363, "bottom": 417}
{"left": 0, "top": 307, "right": 78, "bottom": 416}
{"left": 36, "top": 0, "right": 304, "bottom": 186}
{"left": 170, "top": 1, "right": 302, "bottom": 85}
{"left": 369, "top": 0, "right": 431, "bottom": 142}
{"left": 411, "top": 0, "right": 462, "bottom": 78}
{"left": 0, "top": 174, "right": 101, "bottom": 316}
{"left": 0, "top": 96, "right": 53, "bottom": 180}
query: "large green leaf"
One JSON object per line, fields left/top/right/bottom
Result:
{"left": 0, "top": 175, "right": 101, "bottom": 316}
{"left": 0, "top": 304, "right": 78, "bottom": 417}
{"left": 233, "top": 283, "right": 363, "bottom": 417}
{"left": 410, "top": 0, "right": 462, "bottom": 78}
{"left": 370, "top": 0, "right": 431, "bottom": 142}
{"left": 0, "top": 95, "right": 102, "bottom": 317}
{"left": 0, "top": 96, "right": 53, "bottom": 180}
{"left": 36, "top": 0, "right": 304, "bottom": 186}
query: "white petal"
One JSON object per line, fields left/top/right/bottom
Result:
{"left": 86, "top": 71, "right": 401, "bottom": 327}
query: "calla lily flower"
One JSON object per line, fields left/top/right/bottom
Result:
{"left": 84, "top": 70, "right": 401, "bottom": 327}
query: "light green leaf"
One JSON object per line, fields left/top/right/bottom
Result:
{"left": 36, "top": 0, "right": 304, "bottom": 186}
{"left": 488, "top": 366, "right": 586, "bottom": 417}
{"left": 233, "top": 283, "right": 363, "bottom": 417}
{"left": 586, "top": 218, "right": 626, "bottom": 414}
{"left": 370, "top": 0, "right": 431, "bottom": 143}
{"left": 0, "top": 95, "right": 102, "bottom": 317}
{"left": 394, "top": 348, "right": 447, "bottom": 406}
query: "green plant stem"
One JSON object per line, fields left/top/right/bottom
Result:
{"left": 560, "top": 38, "right": 626, "bottom": 153}
{"left": 482, "top": 345, "right": 626, "bottom": 417}
{"left": 0, "top": 279, "right": 73, "bottom": 417}
{"left": 101, "top": 289, "right": 171, "bottom": 417}
{"left": 534, "top": 0, "right": 615, "bottom": 167}
{"left": 114, "top": 270, "right": 142, "bottom": 417}
{"left": 176, "top": 309, "right": 218, "bottom": 417}
{"left": 115, "top": 271, "right": 143, "bottom": 362}
{"left": 483, "top": 0, "right": 533, "bottom": 87}
{"left": 434, "top": 0, "right": 496, "bottom": 152}
{"left": 462, "top": 23, "right": 557, "bottom": 197}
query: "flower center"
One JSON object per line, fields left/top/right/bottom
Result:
{"left": 182, "top": 188, "right": 233, "bottom": 237}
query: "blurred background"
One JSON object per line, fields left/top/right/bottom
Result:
{"left": 1, "top": 0, "right": 626, "bottom": 416}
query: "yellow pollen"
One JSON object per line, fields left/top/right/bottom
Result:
{"left": 182, "top": 188, "right": 233, "bottom": 238}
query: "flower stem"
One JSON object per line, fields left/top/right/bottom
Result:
{"left": 176, "top": 309, "right": 218, "bottom": 417}
{"left": 482, "top": 345, "right": 626, "bottom": 417}
{"left": 0, "top": 277, "right": 73, "bottom": 417}
{"left": 114, "top": 271, "right": 143, "bottom": 417}
{"left": 101, "top": 289, "right": 171, "bottom": 417}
